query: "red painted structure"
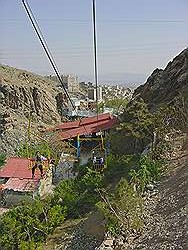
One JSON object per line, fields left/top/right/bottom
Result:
{"left": 0, "top": 157, "right": 47, "bottom": 192}
{"left": 3, "top": 178, "right": 38, "bottom": 192}
{"left": 0, "top": 157, "right": 40, "bottom": 179}
{"left": 46, "top": 113, "right": 119, "bottom": 140}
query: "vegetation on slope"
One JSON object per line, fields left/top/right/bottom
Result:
{"left": 0, "top": 91, "right": 186, "bottom": 249}
{"left": 0, "top": 154, "right": 6, "bottom": 168}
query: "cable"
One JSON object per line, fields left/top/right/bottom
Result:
{"left": 21, "top": 0, "right": 89, "bottom": 135}
{"left": 24, "top": 0, "right": 59, "bottom": 75}
{"left": 92, "top": 0, "right": 99, "bottom": 119}
{"left": 92, "top": 0, "right": 106, "bottom": 162}
{"left": 1, "top": 18, "right": 186, "bottom": 23}
{"left": 21, "top": 0, "right": 75, "bottom": 110}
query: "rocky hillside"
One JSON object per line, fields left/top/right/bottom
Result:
{"left": 96, "top": 133, "right": 187, "bottom": 250}
{"left": 0, "top": 65, "right": 66, "bottom": 155}
{"left": 133, "top": 48, "right": 188, "bottom": 109}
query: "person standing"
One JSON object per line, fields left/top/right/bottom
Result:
{"left": 32, "top": 151, "right": 47, "bottom": 179}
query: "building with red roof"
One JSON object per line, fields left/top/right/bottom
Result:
{"left": 45, "top": 113, "right": 119, "bottom": 140}
{"left": 0, "top": 157, "right": 51, "bottom": 206}
{"left": 0, "top": 157, "right": 40, "bottom": 180}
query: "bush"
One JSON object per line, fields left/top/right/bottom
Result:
{"left": 0, "top": 198, "right": 66, "bottom": 249}
{"left": 54, "top": 167, "right": 104, "bottom": 218}
{"left": 103, "top": 154, "right": 139, "bottom": 184}
{"left": 97, "top": 179, "right": 143, "bottom": 235}
{"left": 129, "top": 156, "right": 163, "bottom": 193}
{"left": 0, "top": 153, "right": 6, "bottom": 167}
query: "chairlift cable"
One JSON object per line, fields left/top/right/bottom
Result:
{"left": 24, "top": 0, "right": 60, "bottom": 76}
{"left": 92, "top": 0, "right": 99, "bottom": 120}
{"left": 22, "top": 0, "right": 75, "bottom": 110}
{"left": 22, "top": 0, "right": 89, "bottom": 137}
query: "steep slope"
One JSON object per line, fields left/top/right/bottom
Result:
{"left": 0, "top": 65, "right": 66, "bottom": 155}
{"left": 133, "top": 48, "right": 188, "bottom": 109}
{"left": 128, "top": 134, "right": 187, "bottom": 250}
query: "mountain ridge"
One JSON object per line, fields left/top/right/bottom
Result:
{"left": 133, "top": 48, "right": 188, "bottom": 109}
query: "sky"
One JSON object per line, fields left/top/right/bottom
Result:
{"left": 0, "top": 0, "right": 188, "bottom": 84}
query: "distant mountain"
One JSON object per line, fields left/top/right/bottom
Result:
{"left": 79, "top": 72, "right": 147, "bottom": 87}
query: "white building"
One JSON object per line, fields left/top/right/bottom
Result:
{"left": 88, "top": 87, "right": 103, "bottom": 102}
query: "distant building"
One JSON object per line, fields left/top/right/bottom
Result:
{"left": 88, "top": 87, "right": 103, "bottom": 102}
{"left": 61, "top": 75, "right": 79, "bottom": 93}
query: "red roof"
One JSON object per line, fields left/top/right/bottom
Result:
{"left": 80, "top": 113, "right": 111, "bottom": 126}
{"left": 46, "top": 113, "right": 117, "bottom": 132}
{"left": 58, "top": 115, "right": 119, "bottom": 140}
{"left": 0, "top": 157, "right": 41, "bottom": 179}
{"left": 3, "top": 178, "right": 39, "bottom": 192}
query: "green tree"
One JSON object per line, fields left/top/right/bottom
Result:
{"left": 0, "top": 153, "right": 6, "bottom": 167}
{"left": 97, "top": 179, "right": 143, "bottom": 235}
{"left": 99, "top": 98, "right": 128, "bottom": 114}
{"left": 110, "top": 98, "right": 154, "bottom": 155}
{"left": 0, "top": 198, "right": 66, "bottom": 250}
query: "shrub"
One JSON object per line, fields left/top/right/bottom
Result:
{"left": 0, "top": 153, "right": 6, "bottom": 167}
{"left": 129, "top": 156, "right": 163, "bottom": 193}
{"left": 0, "top": 198, "right": 66, "bottom": 249}
{"left": 97, "top": 179, "right": 143, "bottom": 235}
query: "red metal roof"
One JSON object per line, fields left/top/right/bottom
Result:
{"left": 46, "top": 113, "right": 116, "bottom": 132}
{"left": 0, "top": 157, "right": 41, "bottom": 179}
{"left": 3, "top": 178, "right": 39, "bottom": 192}
{"left": 58, "top": 115, "right": 119, "bottom": 140}
{"left": 56, "top": 120, "right": 80, "bottom": 130}
{"left": 80, "top": 113, "right": 112, "bottom": 126}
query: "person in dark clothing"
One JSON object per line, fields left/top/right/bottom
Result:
{"left": 99, "top": 157, "right": 104, "bottom": 165}
{"left": 32, "top": 151, "right": 47, "bottom": 179}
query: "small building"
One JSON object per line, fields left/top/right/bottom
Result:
{"left": 0, "top": 157, "right": 52, "bottom": 206}
{"left": 88, "top": 87, "right": 103, "bottom": 102}
{"left": 61, "top": 74, "right": 79, "bottom": 93}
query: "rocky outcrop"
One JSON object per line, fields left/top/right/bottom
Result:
{"left": 0, "top": 65, "right": 67, "bottom": 155}
{"left": 133, "top": 48, "right": 188, "bottom": 109}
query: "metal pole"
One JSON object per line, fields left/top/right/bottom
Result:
{"left": 92, "top": 0, "right": 99, "bottom": 119}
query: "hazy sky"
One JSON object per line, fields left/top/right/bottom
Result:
{"left": 0, "top": 0, "right": 188, "bottom": 83}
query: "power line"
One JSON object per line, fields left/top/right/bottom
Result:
{"left": 2, "top": 44, "right": 186, "bottom": 59}
{"left": 21, "top": 0, "right": 90, "bottom": 136}
{"left": 1, "top": 42, "right": 185, "bottom": 56}
{"left": 21, "top": 0, "right": 75, "bottom": 110}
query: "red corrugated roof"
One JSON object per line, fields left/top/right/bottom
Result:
{"left": 46, "top": 113, "right": 115, "bottom": 132}
{"left": 58, "top": 115, "right": 119, "bottom": 140}
{"left": 0, "top": 157, "right": 41, "bottom": 179}
{"left": 4, "top": 178, "right": 39, "bottom": 192}
{"left": 56, "top": 120, "right": 80, "bottom": 130}
{"left": 80, "top": 113, "right": 111, "bottom": 126}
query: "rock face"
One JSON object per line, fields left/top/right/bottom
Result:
{"left": 0, "top": 65, "right": 66, "bottom": 155}
{"left": 133, "top": 48, "right": 188, "bottom": 109}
